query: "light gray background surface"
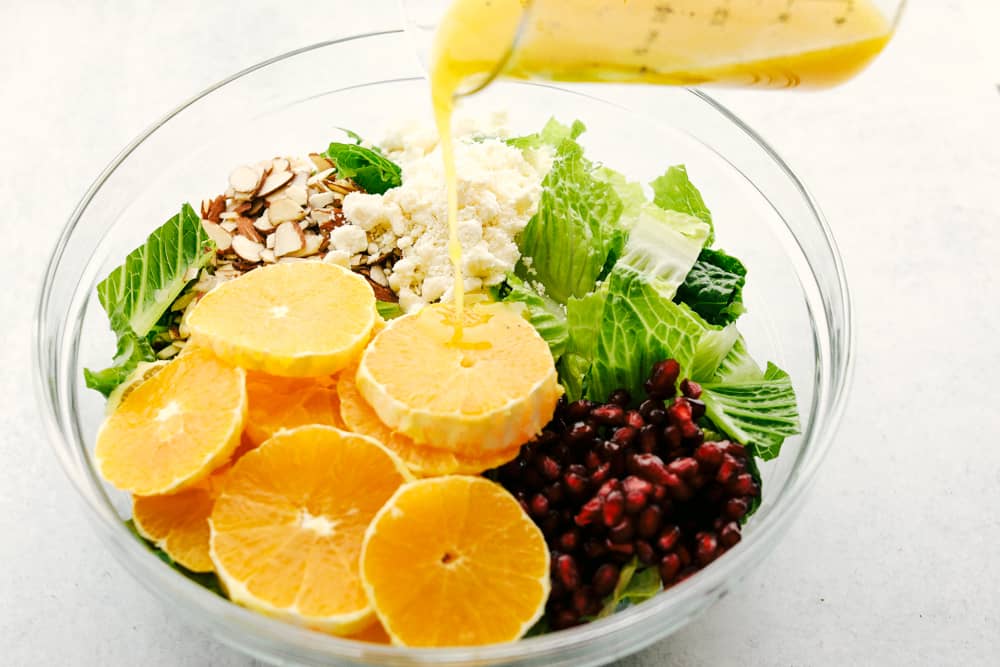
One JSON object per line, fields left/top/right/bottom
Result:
{"left": 2, "top": 1, "right": 998, "bottom": 665}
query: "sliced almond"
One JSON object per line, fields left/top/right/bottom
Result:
{"left": 271, "top": 157, "right": 290, "bottom": 173}
{"left": 260, "top": 249, "right": 277, "bottom": 264}
{"left": 268, "top": 197, "right": 305, "bottom": 224}
{"left": 310, "top": 208, "right": 333, "bottom": 225}
{"left": 253, "top": 209, "right": 274, "bottom": 233}
{"left": 219, "top": 211, "right": 239, "bottom": 220}
{"left": 308, "top": 191, "right": 336, "bottom": 209}
{"left": 308, "top": 168, "right": 336, "bottom": 186}
{"left": 220, "top": 220, "right": 238, "bottom": 233}
{"left": 273, "top": 221, "right": 306, "bottom": 257}
{"left": 309, "top": 153, "right": 334, "bottom": 171}
{"left": 292, "top": 233, "right": 324, "bottom": 258}
{"left": 231, "top": 235, "right": 264, "bottom": 262}
{"left": 201, "top": 219, "right": 232, "bottom": 251}
{"left": 257, "top": 169, "right": 294, "bottom": 197}
{"left": 369, "top": 265, "right": 389, "bottom": 287}
{"left": 265, "top": 232, "right": 276, "bottom": 249}
{"left": 229, "top": 165, "right": 261, "bottom": 194}
{"left": 285, "top": 185, "right": 308, "bottom": 207}
{"left": 236, "top": 216, "right": 264, "bottom": 243}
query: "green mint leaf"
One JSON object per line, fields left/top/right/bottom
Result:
{"left": 701, "top": 362, "right": 801, "bottom": 461}
{"left": 675, "top": 248, "right": 747, "bottom": 326}
{"left": 650, "top": 165, "right": 714, "bottom": 246}
{"left": 323, "top": 143, "right": 402, "bottom": 194}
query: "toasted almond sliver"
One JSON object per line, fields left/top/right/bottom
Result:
{"left": 257, "top": 169, "right": 294, "bottom": 198}
{"left": 269, "top": 197, "right": 305, "bottom": 224}
{"left": 231, "top": 235, "right": 264, "bottom": 262}
{"left": 229, "top": 165, "right": 261, "bottom": 193}
{"left": 271, "top": 157, "right": 290, "bottom": 173}
{"left": 273, "top": 221, "right": 305, "bottom": 257}
{"left": 219, "top": 211, "right": 239, "bottom": 220}
{"left": 369, "top": 265, "right": 389, "bottom": 287}
{"left": 308, "top": 191, "right": 336, "bottom": 209}
{"left": 201, "top": 219, "right": 232, "bottom": 251}
{"left": 260, "top": 249, "right": 277, "bottom": 264}
{"left": 292, "top": 233, "right": 324, "bottom": 258}
{"left": 308, "top": 167, "right": 336, "bottom": 186}
{"left": 220, "top": 220, "right": 238, "bottom": 233}
{"left": 309, "top": 153, "right": 334, "bottom": 171}
{"left": 253, "top": 209, "right": 274, "bottom": 233}
{"left": 236, "top": 216, "right": 264, "bottom": 243}
{"left": 265, "top": 232, "right": 276, "bottom": 249}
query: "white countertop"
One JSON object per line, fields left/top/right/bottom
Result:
{"left": 2, "top": 1, "right": 998, "bottom": 664}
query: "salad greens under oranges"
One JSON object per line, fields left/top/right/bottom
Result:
{"left": 85, "top": 118, "right": 799, "bottom": 646}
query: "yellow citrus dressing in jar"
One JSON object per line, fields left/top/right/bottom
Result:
{"left": 430, "top": 0, "right": 895, "bottom": 331}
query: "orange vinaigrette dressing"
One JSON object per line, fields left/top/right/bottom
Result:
{"left": 431, "top": 0, "right": 895, "bottom": 333}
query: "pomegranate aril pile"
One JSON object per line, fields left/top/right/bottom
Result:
{"left": 493, "top": 359, "right": 761, "bottom": 630}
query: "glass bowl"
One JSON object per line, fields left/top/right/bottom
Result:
{"left": 34, "top": 30, "right": 852, "bottom": 667}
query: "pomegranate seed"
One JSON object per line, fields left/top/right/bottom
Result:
{"left": 584, "top": 451, "right": 602, "bottom": 470}
{"left": 572, "top": 587, "right": 595, "bottom": 614}
{"left": 668, "top": 397, "right": 692, "bottom": 425}
{"left": 591, "top": 404, "right": 625, "bottom": 426}
{"left": 624, "top": 490, "right": 648, "bottom": 514}
{"left": 556, "top": 555, "right": 581, "bottom": 590}
{"left": 559, "top": 529, "right": 581, "bottom": 552}
{"left": 728, "top": 473, "right": 758, "bottom": 497}
{"left": 716, "top": 456, "right": 739, "bottom": 484}
{"left": 637, "top": 505, "right": 662, "bottom": 538}
{"left": 592, "top": 563, "right": 620, "bottom": 596}
{"left": 657, "top": 525, "right": 681, "bottom": 551}
{"left": 645, "top": 359, "right": 680, "bottom": 398}
{"left": 605, "top": 540, "right": 635, "bottom": 556}
{"left": 628, "top": 453, "right": 672, "bottom": 484}
{"left": 590, "top": 462, "right": 611, "bottom": 484}
{"left": 680, "top": 379, "right": 702, "bottom": 398}
{"left": 647, "top": 408, "right": 667, "bottom": 425}
{"left": 638, "top": 399, "right": 659, "bottom": 419}
{"left": 662, "top": 425, "right": 682, "bottom": 448}
{"left": 719, "top": 521, "right": 742, "bottom": 548}
{"left": 596, "top": 479, "right": 620, "bottom": 498}
{"left": 667, "top": 457, "right": 699, "bottom": 479}
{"left": 567, "top": 422, "right": 596, "bottom": 444}
{"left": 636, "top": 540, "right": 657, "bottom": 565}
{"left": 725, "top": 497, "right": 750, "bottom": 520}
{"left": 659, "top": 553, "right": 681, "bottom": 583}
{"left": 675, "top": 545, "right": 692, "bottom": 567}
{"left": 608, "top": 518, "right": 635, "bottom": 543}
{"left": 687, "top": 398, "right": 706, "bottom": 420}
{"left": 583, "top": 539, "right": 609, "bottom": 559}
{"left": 612, "top": 426, "right": 638, "bottom": 446}
{"left": 622, "top": 475, "right": 654, "bottom": 496}
{"left": 530, "top": 494, "right": 550, "bottom": 517}
{"left": 544, "top": 482, "right": 565, "bottom": 504}
{"left": 566, "top": 400, "right": 593, "bottom": 421}
{"left": 651, "top": 484, "right": 667, "bottom": 502}
{"left": 574, "top": 497, "right": 603, "bottom": 526}
{"left": 724, "top": 441, "right": 747, "bottom": 458}
{"left": 625, "top": 410, "right": 645, "bottom": 429}
{"left": 602, "top": 490, "right": 625, "bottom": 527}
{"left": 538, "top": 456, "right": 561, "bottom": 480}
{"left": 695, "top": 532, "right": 719, "bottom": 565}
{"left": 638, "top": 425, "right": 658, "bottom": 453}
{"left": 552, "top": 608, "right": 579, "bottom": 630}
{"left": 681, "top": 421, "right": 701, "bottom": 440}
{"left": 564, "top": 472, "right": 589, "bottom": 495}
{"left": 608, "top": 389, "right": 631, "bottom": 407}
{"left": 693, "top": 442, "right": 724, "bottom": 467}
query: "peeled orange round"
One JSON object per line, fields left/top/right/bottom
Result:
{"left": 361, "top": 476, "right": 550, "bottom": 647}
{"left": 187, "top": 262, "right": 377, "bottom": 377}
{"left": 95, "top": 346, "right": 246, "bottom": 495}
{"left": 209, "top": 425, "right": 412, "bottom": 634}
{"left": 244, "top": 371, "right": 343, "bottom": 446}
{"left": 356, "top": 302, "right": 561, "bottom": 454}
{"left": 338, "top": 366, "right": 519, "bottom": 476}
{"left": 105, "top": 360, "right": 169, "bottom": 416}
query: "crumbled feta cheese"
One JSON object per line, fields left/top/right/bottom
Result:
{"left": 334, "top": 117, "right": 551, "bottom": 312}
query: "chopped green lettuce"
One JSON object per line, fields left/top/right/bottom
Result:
{"left": 495, "top": 277, "right": 568, "bottom": 359}
{"left": 375, "top": 301, "right": 404, "bottom": 320}
{"left": 514, "top": 121, "right": 626, "bottom": 304}
{"left": 323, "top": 142, "right": 402, "bottom": 194}
{"left": 124, "top": 520, "right": 224, "bottom": 596}
{"left": 650, "top": 165, "right": 714, "bottom": 245}
{"left": 701, "top": 362, "right": 800, "bottom": 461}
{"left": 507, "top": 117, "right": 586, "bottom": 151}
{"left": 689, "top": 323, "right": 739, "bottom": 382}
{"left": 676, "top": 248, "right": 747, "bottom": 326}
{"left": 614, "top": 207, "right": 709, "bottom": 298}
{"left": 85, "top": 203, "right": 215, "bottom": 396}
{"left": 712, "top": 336, "right": 763, "bottom": 383}
{"left": 593, "top": 559, "right": 662, "bottom": 619}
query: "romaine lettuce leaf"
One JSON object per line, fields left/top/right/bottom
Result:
{"left": 86, "top": 203, "right": 215, "bottom": 396}
{"left": 515, "top": 122, "right": 626, "bottom": 304}
{"left": 507, "top": 117, "right": 585, "bottom": 151}
{"left": 675, "top": 248, "right": 747, "bottom": 326}
{"left": 701, "top": 362, "right": 800, "bottom": 461}
{"left": 496, "top": 277, "right": 568, "bottom": 359}
{"left": 96, "top": 203, "right": 214, "bottom": 338}
{"left": 593, "top": 559, "right": 661, "bottom": 619}
{"left": 650, "top": 165, "right": 714, "bottom": 245}
{"left": 614, "top": 207, "right": 709, "bottom": 298}
{"left": 375, "top": 301, "right": 404, "bottom": 320}
{"left": 712, "top": 336, "right": 763, "bottom": 383}
{"left": 323, "top": 142, "right": 402, "bottom": 194}
{"left": 689, "top": 323, "right": 739, "bottom": 382}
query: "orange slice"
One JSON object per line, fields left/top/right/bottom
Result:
{"left": 132, "top": 467, "right": 231, "bottom": 573}
{"left": 360, "top": 476, "right": 550, "bottom": 647}
{"left": 356, "top": 302, "right": 561, "bottom": 455}
{"left": 96, "top": 346, "right": 246, "bottom": 495}
{"left": 338, "top": 366, "right": 519, "bottom": 476}
{"left": 244, "top": 371, "right": 343, "bottom": 446}
{"left": 105, "top": 360, "right": 169, "bottom": 416}
{"left": 187, "top": 262, "right": 377, "bottom": 377}
{"left": 209, "top": 425, "right": 412, "bottom": 634}
{"left": 347, "top": 620, "right": 392, "bottom": 644}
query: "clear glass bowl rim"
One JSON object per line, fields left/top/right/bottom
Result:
{"left": 33, "top": 29, "right": 854, "bottom": 666}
